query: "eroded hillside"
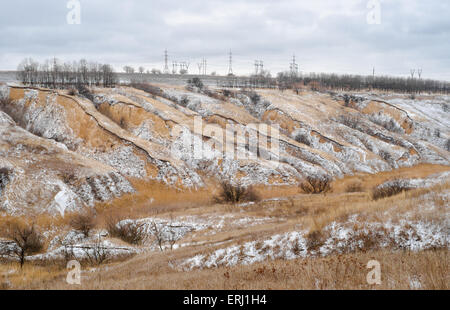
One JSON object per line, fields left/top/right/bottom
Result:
{"left": 0, "top": 83, "right": 449, "bottom": 215}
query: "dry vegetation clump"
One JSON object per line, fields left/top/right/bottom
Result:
{"left": 67, "top": 88, "right": 78, "bottom": 96}
{"left": 0, "top": 96, "right": 12, "bottom": 111}
{"left": 345, "top": 182, "right": 363, "bottom": 193}
{"left": 214, "top": 182, "right": 261, "bottom": 204}
{"left": 2, "top": 220, "right": 44, "bottom": 268}
{"left": 107, "top": 220, "right": 147, "bottom": 245}
{"left": 130, "top": 82, "right": 163, "bottom": 98}
{"left": 306, "top": 230, "right": 326, "bottom": 252}
{"left": 0, "top": 167, "right": 12, "bottom": 194}
{"left": 371, "top": 179, "right": 412, "bottom": 200}
{"left": 70, "top": 211, "right": 97, "bottom": 238}
{"left": 300, "top": 176, "right": 332, "bottom": 194}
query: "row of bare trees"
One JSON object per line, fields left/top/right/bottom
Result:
{"left": 276, "top": 72, "right": 450, "bottom": 94}
{"left": 17, "top": 58, "right": 117, "bottom": 88}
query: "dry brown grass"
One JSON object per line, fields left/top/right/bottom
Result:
{"left": 0, "top": 164, "right": 448, "bottom": 290}
{"left": 6, "top": 249, "right": 447, "bottom": 290}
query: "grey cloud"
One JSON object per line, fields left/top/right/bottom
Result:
{"left": 0, "top": 0, "right": 448, "bottom": 80}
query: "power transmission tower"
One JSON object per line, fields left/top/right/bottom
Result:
{"left": 254, "top": 60, "right": 264, "bottom": 75}
{"left": 163, "top": 49, "right": 169, "bottom": 74}
{"left": 417, "top": 68, "right": 422, "bottom": 79}
{"left": 197, "top": 62, "right": 203, "bottom": 75}
{"left": 372, "top": 67, "right": 375, "bottom": 78}
{"left": 228, "top": 50, "right": 233, "bottom": 76}
{"left": 290, "top": 54, "right": 298, "bottom": 76}
{"left": 410, "top": 69, "right": 416, "bottom": 78}
{"left": 203, "top": 58, "right": 207, "bottom": 75}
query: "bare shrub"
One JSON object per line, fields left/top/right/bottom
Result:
{"left": 110, "top": 221, "right": 146, "bottom": 245}
{"left": 371, "top": 180, "right": 412, "bottom": 200}
{"left": 214, "top": 182, "right": 261, "bottom": 204}
{"left": 3, "top": 221, "right": 44, "bottom": 268}
{"left": 84, "top": 239, "right": 109, "bottom": 266}
{"left": 300, "top": 176, "right": 332, "bottom": 194}
{"left": 70, "top": 211, "right": 97, "bottom": 238}
{"left": 445, "top": 139, "right": 450, "bottom": 152}
{"left": 346, "top": 182, "right": 363, "bottom": 193}
{"left": 150, "top": 221, "right": 165, "bottom": 251}
{"left": 67, "top": 88, "right": 78, "bottom": 96}
{"left": 0, "top": 96, "right": 12, "bottom": 111}
{"left": 293, "top": 132, "right": 312, "bottom": 146}
{"left": 338, "top": 114, "right": 360, "bottom": 129}
{"left": 130, "top": 83, "right": 163, "bottom": 97}
{"left": 187, "top": 77, "right": 204, "bottom": 90}
{"left": 306, "top": 230, "right": 325, "bottom": 252}
{"left": 76, "top": 84, "right": 94, "bottom": 102}
{"left": 0, "top": 167, "right": 11, "bottom": 195}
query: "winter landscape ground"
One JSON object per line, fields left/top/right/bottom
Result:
{"left": 0, "top": 76, "right": 448, "bottom": 290}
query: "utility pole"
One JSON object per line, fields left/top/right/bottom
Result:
{"left": 172, "top": 61, "right": 178, "bottom": 74}
{"left": 163, "top": 49, "right": 169, "bottom": 74}
{"left": 203, "top": 58, "right": 207, "bottom": 75}
{"left": 228, "top": 50, "right": 233, "bottom": 76}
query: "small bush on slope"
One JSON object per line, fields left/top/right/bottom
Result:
{"left": 214, "top": 182, "right": 261, "bottom": 204}
{"left": 371, "top": 179, "right": 412, "bottom": 200}
{"left": 106, "top": 217, "right": 146, "bottom": 245}
{"left": 300, "top": 176, "right": 332, "bottom": 194}
{"left": 70, "top": 211, "right": 97, "bottom": 238}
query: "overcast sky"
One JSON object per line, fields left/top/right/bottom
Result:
{"left": 1, "top": 0, "right": 449, "bottom": 80}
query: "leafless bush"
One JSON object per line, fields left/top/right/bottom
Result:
{"left": 70, "top": 211, "right": 97, "bottom": 238}
{"left": 110, "top": 221, "right": 146, "bottom": 245}
{"left": 3, "top": 222, "right": 44, "bottom": 268}
{"left": 187, "top": 77, "right": 204, "bottom": 90}
{"left": 76, "top": 84, "right": 94, "bottom": 102}
{"left": 338, "top": 114, "right": 360, "bottom": 129}
{"left": 214, "top": 181, "right": 261, "bottom": 204}
{"left": 371, "top": 180, "right": 412, "bottom": 200}
{"left": 293, "top": 132, "right": 312, "bottom": 146}
{"left": 306, "top": 230, "right": 325, "bottom": 252}
{"left": 67, "top": 88, "right": 78, "bottom": 96}
{"left": 84, "top": 238, "right": 109, "bottom": 266}
{"left": 300, "top": 176, "right": 332, "bottom": 194}
{"left": 0, "top": 96, "right": 12, "bottom": 111}
{"left": 445, "top": 139, "right": 450, "bottom": 151}
{"left": 345, "top": 182, "right": 363, "bottom": 193}
{"left": 130, "top": 83, "right": 163, "bottom": 97}
{"left": 150, "top": 221, "right": 165, "bottom": 251}
{"left": 0, "top": 168, "right": 11, "bottom": 195}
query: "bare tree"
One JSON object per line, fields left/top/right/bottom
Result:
{"left": 70, "top": 211, "right": 97, "bottom": 238}
{"left": 4, "top": 222, "right": 44, "bottom": 268}
{"left": 139, "top": 66, "right": 145, "bottom": 74}
{"left": 123, "top": 66, "right": 135, "bottom": 74}
{"left": 150, "top": 221, "right": 165, "bottom": 251}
